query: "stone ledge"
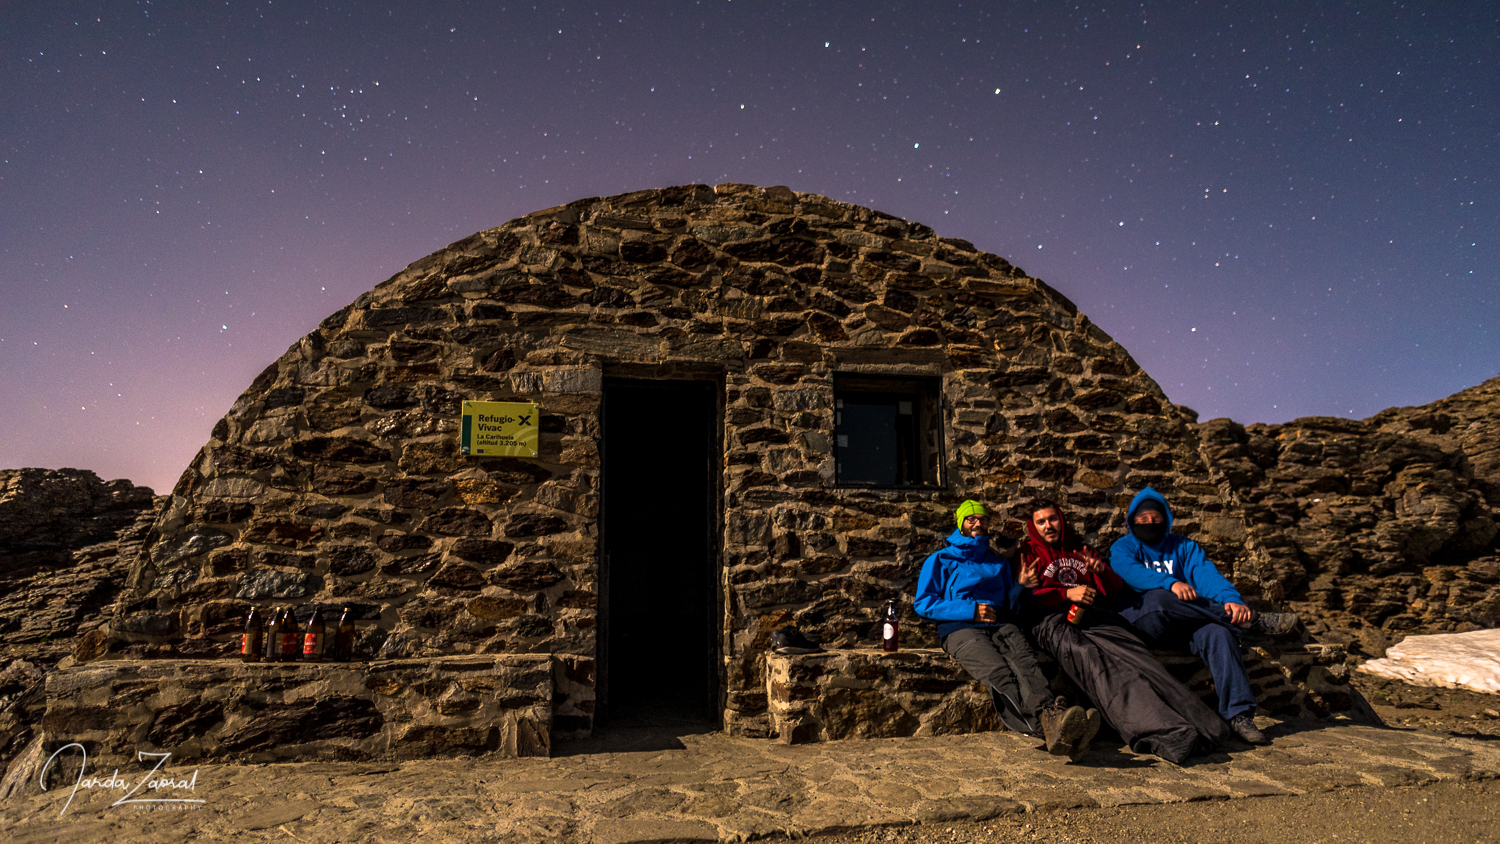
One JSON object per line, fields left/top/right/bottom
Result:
{"left": 767, "top": 649, "right": 999, "bottom": 744}
{"left": 768, "top": 642, "right": 1375, "bottom": 744}
{"left": 36, "top": 655, "right": 552, "bottom": 768}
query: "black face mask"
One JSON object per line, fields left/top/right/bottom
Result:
{"left": 1132, "top": 521, "right": 1167, "bottom": 545}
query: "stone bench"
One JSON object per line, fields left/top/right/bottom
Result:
{"left": 25, "top": 655, "right": 552, "bottom": 775}
{"left": 766, "top": 642, "right": 1374, "bottom": 744}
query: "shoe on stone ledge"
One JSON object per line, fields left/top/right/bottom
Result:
{"left": 1229, "top": 713, "right": 1269, "bottom": 745}
{"left": 771, "top": 626, "right": 823, "bottom": 655}
{"left": 1040, "top": 698, "right": 1090, "bottom": 758}
{"left": 1249, "top": 611, "right": 1300, "bottom": 637}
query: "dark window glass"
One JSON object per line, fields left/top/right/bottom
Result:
{"left": 834, "top": 376, "right": 942, "bottom": 488}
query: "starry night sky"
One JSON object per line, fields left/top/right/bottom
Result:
{"left": 3, "top": 1, "right": 1496, "bottom": 494}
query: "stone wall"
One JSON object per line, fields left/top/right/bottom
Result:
{"left": 108, "top": 184, "right": 1238, "bottom": 739}
{"left": 766, "top": 649, "right": 1001, "bottom": 744}
{"left": 27, "top": 655, "right": 550, "bottom": 774}
{"left": 767, "top": 642, "right": 1373, "bottom": 745}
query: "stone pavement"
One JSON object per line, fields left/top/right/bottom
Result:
{"left": 3, "top": 718, "right": 1498, "bottom": 844}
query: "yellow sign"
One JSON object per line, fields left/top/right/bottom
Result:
{"left": 460, "top": 401, "right": 539, "bottom": 458}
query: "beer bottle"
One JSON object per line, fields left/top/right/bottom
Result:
{"left": 241, "top": 607, "right": 264, "bottom": 663}
{"left": 334, "top": 606, "right": 355, "bottom": 662}
{"left": 280, "top": 607, "right": 302, "bottom": 661}
{"left": 881, "top": 598, "right": 901, "bottom": 652}
{"left": 302, "top": 607, "right": 326, "bottom": 662}
{"left": 263, "top": 606, "right": 283, "bottom": 661}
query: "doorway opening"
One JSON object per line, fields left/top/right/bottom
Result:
{"left": 599, "top": 377, "right": 720, "bottom": 727}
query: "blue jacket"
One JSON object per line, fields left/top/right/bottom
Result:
{"left": 1108, "top": 488, "right": 1244, "bottom": 606}
{"left": 915, "top": 529, "right": 1027, "bottom": 638}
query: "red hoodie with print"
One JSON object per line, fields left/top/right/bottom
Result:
{"left": 1019, "top": 508, "right": 1127, "bottom": 609}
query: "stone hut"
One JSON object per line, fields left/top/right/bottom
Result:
{"left": 111, "top": 184, "right": 1265, "bottom": 742}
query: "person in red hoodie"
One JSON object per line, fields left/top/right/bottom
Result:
{"left": 1016, "top": 499, "right": 1231, "bottom": 764}
{"left": 1022, "top": 503, "right": 1122, "bottom": 617}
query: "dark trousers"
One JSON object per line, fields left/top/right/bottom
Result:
{"left": 941, "top": 624, "right": 1052, "bottom": 736}
{"left": 1116, "top": 588, "right": 1256, "bottom": 721}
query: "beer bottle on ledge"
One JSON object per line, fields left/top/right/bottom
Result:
{"left": 280, "top": 607, "right": 302, "bottom": 662}
{"left": 334, "top": 606, "right": 355, "bottom": 661}
{"left": 882, "top": 598, "right": 901, "bottom": 652}
{"left": 263, "top": 606, "right": 284, "bottom": 661}
{"left": 302, "top": 607, "right": 326, "bottom": 662}
{"left": 241, "top": 607, "right": 263, "bottom": 663}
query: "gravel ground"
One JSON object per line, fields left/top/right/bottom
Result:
{"left": 1355, "top": 674, "right": 1500, "bottom": 741}
{"left": 797, "top": 778, "right": 1499, "bottom": 844}
{"left": 795, "top": 674, "right": 1500, "bottom": 844}
{"left": 4, "top": 672, "right": 1495, "bottom": 843}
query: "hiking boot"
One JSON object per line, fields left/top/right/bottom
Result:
{"left": 1229, "top": 713, "right": 1269, "bottom": 745}
{"left": 1249, "top": 611, "right": 1300, "bottom": 637}
{"left": 770, "top": 626, "right": 823, "bottom": 655}
{"left": 1040, "top": 699, "right": 1089, "bottom": 757}
{"left": 1074, "top": 708, "right": 1102, "bottom": 757}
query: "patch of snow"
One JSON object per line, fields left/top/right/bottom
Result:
{"left": 1358, "top": 629, "right": 1500, "bottom": 695}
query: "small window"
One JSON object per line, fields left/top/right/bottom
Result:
{"left": 834, "top": 375, "right": 944, "bottom": 488}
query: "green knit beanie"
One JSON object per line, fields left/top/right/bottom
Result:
{"left": 955, "top": 500, "right": 988, "bottom": 531}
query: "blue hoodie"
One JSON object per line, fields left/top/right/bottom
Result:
{"left": 914, "top": 529, "right": 1027, "bottom": 638}
{"left": 1108, "top": 488, "right": 1244, "bottom": 606}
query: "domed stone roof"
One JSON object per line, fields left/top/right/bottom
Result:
{"left": 118, "top": 183, "right": 1221, "bottom": 736}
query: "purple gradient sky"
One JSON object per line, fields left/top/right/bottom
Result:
{"left": 3, "top": 1, "right": 1496, "bottom": 494}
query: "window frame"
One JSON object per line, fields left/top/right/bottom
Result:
{"left": 832, "top": 373, "right": 946, "bottom": 490}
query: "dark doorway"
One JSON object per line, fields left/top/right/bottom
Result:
{"left": 600, "top": 377, "right": 719, "bottom": 727}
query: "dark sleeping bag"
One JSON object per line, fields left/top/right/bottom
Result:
{"left": 1029, "top": 610, "right": 1232, "bottom": 764}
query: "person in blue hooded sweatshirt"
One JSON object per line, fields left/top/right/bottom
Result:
{"left": 914, "top": 500, "right": 1096, "bottom": 758}
{"left": 1110, "top": 487, "right": 1300, "bottom": 745}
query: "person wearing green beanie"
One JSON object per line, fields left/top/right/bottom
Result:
{"left": 954, "top": 499, "right": 988, "bottom": 532}
{"left": 915, "top": 499, "right": 1092, "bottom": 758}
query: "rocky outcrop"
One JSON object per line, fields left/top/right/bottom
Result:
{"left": 0, "top": 469, "right": 160, "bottom": 787}
{"left": 0, "top": 503, "right": 159, "bottom": 659}
{"left": 0, "top": 468, "right": 156, "bottom": 584}
{"left": 1192, "top": 375, "right": 1500, "bottom": 656}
